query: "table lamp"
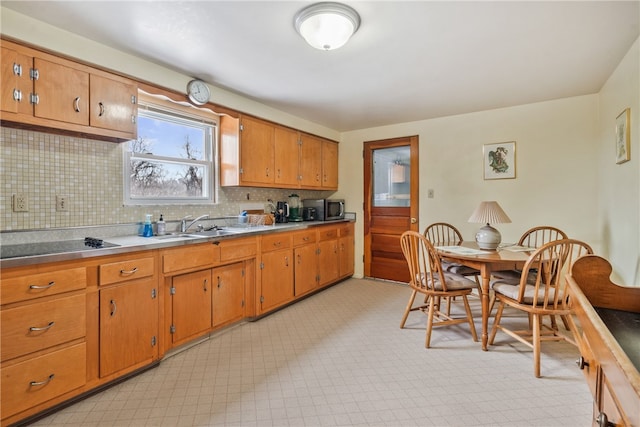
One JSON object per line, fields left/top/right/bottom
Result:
{"left": 468, "top": 201, "right": 511, "bottom": 250}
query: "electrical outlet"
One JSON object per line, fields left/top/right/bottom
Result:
{"left": 56, "top": 195, "right": 69, "bottom": 211}
{"left": 12, "top": 194, "right": 28, "bottom": 212}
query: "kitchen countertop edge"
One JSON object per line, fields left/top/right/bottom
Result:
{"left": 0, "top": 220, "right": 354, "bottom": 269}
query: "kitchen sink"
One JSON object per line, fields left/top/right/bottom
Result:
{"left": 186, "top": 229, "right": 241, "bottom": 237}
{"left": 154, "top": 233, "right": 204, "bottom": 240}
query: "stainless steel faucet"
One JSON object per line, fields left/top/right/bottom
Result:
{"left": 180, "top": 214, "right": 209, "bottom": 233}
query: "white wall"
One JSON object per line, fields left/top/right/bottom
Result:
{"left": 339, "top": 96, "right": 601, "bottom": 279}
{"left": 597, "top": 37, "right": 640, "bottom": 285}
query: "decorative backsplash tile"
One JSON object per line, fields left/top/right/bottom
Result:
{"left": 0, "top": 127, "right": 334, "bottom": 232}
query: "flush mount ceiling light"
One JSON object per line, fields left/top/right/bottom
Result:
{"left": 294, "top": 2, "right": 361, "bottom": 51}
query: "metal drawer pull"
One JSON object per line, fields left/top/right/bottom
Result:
{"left": 30, "top": 281, "right": 55, "bottom": 290}
{"left": 30, "top": 374, "right": 55, "bottom": 387}
{"left": 110, "top": 299, "right": 117, "bottom": 316}
{"left": 98, "top": 102, "right": 105, "bottom": 116}
{"left": 120, "top": 267, "right": 138, "bottom": 275}
{"left": 203, "top": 278, "right": 208, "bottom": 292}
{"left": 13, "top": 88, "right": 22, "bottom": 102}
{"left": 30, "top": 321, "right": 55, "bottom": 332}
{"left": 73, "top": 97, "right": 81, "bottom": 112}
{"left": 13, "top": 62, "right": 22, "bottom": 76}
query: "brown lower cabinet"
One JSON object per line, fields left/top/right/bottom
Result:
{"left": 0, "top": 222, "right": 354, "bottom": 426}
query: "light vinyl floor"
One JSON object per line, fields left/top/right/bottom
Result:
{"left": 32, "top": 278, "right": 592, "bottom": 426}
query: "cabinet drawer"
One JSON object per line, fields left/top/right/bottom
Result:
{"left": 99, "top": 256, "right": 155, "bottom": 285}
{"left": 1, "top": 294, "right": 86, "bottom": 362}
{"left": 220, "top": 237, "right": 257, "bottom": 263}
{"left": 318, "top": 227, "right": 339, "bottom": 241}
{"left": 163, "top": 243, "right": 219, "bottom": 273}
{"left": 1, "top": 342, "right": 86, "bottom": 419}
{"left": 339, "top": 223, "right": 354, "bottom": 237}
{"left": 1, "top": 267, "right": 86, "bottom": 305}
{"left": 261, "top": 233, "right": 291, "bottom": 252}
{"left": 292, "top": 230, "right": 316, "bottom": 247}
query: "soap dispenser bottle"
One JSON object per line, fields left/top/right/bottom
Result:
{"left": 157, "top": 214, "right": 166, "bottom": 236}
{"left": 143, "top": 214, "right": 153, "bottom": 237}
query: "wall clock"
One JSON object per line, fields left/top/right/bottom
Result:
{"left": 186, "top": 79, "right": 210, "bottom": 106}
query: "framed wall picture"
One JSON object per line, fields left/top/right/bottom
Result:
{"left": 483, "top": 141, "right": 516, "bottom": 180}
{"left": 616, "top": 108, "right": 630, "bottom": 164}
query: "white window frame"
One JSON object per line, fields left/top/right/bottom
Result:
{"left": 124, "top": 98, "right": 218, "bottom": 206}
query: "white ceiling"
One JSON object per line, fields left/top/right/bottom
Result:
{"left": 3, "top": 1, "right": 639, "bottom": 132}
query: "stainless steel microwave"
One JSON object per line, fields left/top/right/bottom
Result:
{"left": 302, "top": 199, "right": 345, "bottom": 221}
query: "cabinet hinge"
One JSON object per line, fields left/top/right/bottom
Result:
{"left": 13, "top": 63, "right": 22, "bottom": 76}
{"left": 170, "top": 286, "right": 176, "bottom": 295}
{"left": 170, "top": 325, "right": 176, "bottom": 334}
{"left": 131, "top": 95, "right": 137, "bottom": 104}
{"left": 131, "top": 115, "right": 136, "bottom": 124}
{"left": 241, "top": 299, "right": 245, "bottom": 307}
{"left": 151, "top": 288, "right": 157, "bottom": 299}
{"left": 30, "top": 68, "right": 39, "bottom": 80}
{"left": 260, "top": 262, "right": 264, "bottom": 269}
{"left": 260, "top": 296, "right": 264, "bottom": 303}
{"left": 298, "top": 139, "right": 303, "bottom": 146}
{"left": 316, "top": 248, "right": 321, "bottom": 255}
{"left": 240, "top": 124, "right": 244, "bottom": 131}
{"left": 30, "top": 93, "right": 39, "bottom": 105}
{"left": 241, "top": 269, "right": 245, "bottom": 277}
{"left": 151, "top": 336, "right": 157, "bottom": 346}
{"left": 239, "top": 167, "right": 244, "bottom": 175}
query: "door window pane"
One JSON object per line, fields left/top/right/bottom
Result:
{"left": 372, "top": 146, "right": 410, "bottom": 207}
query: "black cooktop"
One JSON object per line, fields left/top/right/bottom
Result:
{"left": 1, "top": 237, "right": 120, "bottom": 259}
{"left": 595, "top": 306, "right": 640, "bottom": 372}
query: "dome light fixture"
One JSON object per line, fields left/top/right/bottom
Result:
{"left": 294, "top": 2, "right": 361, "bottom": 51}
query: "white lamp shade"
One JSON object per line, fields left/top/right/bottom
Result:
{"left": 295, "top": 2, "right": 361, "bottom": 51}
{"left": 468, "top": 201, "right": 511, "bottom": 225}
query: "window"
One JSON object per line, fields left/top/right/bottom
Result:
{"left": 124, "top": 101, "right": 217, "bottom": 205}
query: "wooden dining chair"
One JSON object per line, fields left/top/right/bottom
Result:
{"left": 492, "top": 226, "right": 568, "bottom": 281}
{"left": 489, "top": 226, "right": 568, "bottom": 314}
{"left": 399, "top": 231, "right": 478, "bottom": 348}
{"left": 488, "top": 238, "right": 593, "bottom": 377}
{"left": 424, "top": 222, "right": 481, "bottom": 315}
{"left": 423, "top": 222, "right": 481, "bottom": 282}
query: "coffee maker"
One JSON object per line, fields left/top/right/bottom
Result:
{"left": 275, "top": 201, "right": 288, "bottom": 223}
{"left": 288, "top": 194, "right": 303, "bottom": 222}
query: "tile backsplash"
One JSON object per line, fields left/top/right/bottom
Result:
{"left": 1, "top": 127, "right": 334, "bottom": 232}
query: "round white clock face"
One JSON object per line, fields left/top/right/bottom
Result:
{"left": 187, "top": 79, "right": 210, "bottom": 105}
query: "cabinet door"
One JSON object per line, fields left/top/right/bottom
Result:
{"left": 99, "top": 279, "right": 158, "bottom": 377}
{"left": 260, "top": 249, "right": 293, "bottom": 313}
{"left": 300, "top": 134, "right": 323, "bottom": 188}
{"left": 212, "top": 262, "right": 245, "bottom": 327}
{"left": 322, "top": 140, "right": 339, "bottom": 189}
{"left": 89, "top": 74, "right": 137, "bottom": 136}
{"left": 294, "top": 244, "right": 318, "bottom": 296}
{"left": 240, "top": 116, "right": 274, "bottom": 185}
{"left": 274, "top": 126, "right": 300, "bottom": 187}
{"left": 1, "top": 46, "right": 32, "bottom": 115}
{"left": 171, "top": 269, "right": 212, "bottom": 345}
{"left": 339, "top": 235, "right": 355, "bottom": 278}
{"left": 33, "top": 57, "right": 89, "bottom": 126}
{"left": 318, "top": 239, "right": 340, "bottom": 287}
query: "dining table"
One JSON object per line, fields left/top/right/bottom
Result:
{"left": 436, "top": 242, "right": 533, "bottom": 351}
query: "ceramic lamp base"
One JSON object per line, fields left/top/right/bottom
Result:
{"left": 475, "top": 224, "right": 501, "bottom": 251}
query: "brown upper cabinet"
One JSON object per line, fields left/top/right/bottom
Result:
{"left": 1, "top": 39, "right": 137, "bottom": 142}
{"left": 220, "top": 114, "right": 338, "bottom": 190}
